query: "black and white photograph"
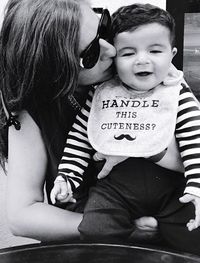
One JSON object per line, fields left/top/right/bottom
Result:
{"left": 0, "top": 0, "right": 200, "bottom": 262}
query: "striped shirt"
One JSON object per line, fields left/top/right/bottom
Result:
{"left": 58, "top": 83, "right": 200, "bottom": 197}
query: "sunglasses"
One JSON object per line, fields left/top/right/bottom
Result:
{"left": 79, "top": 8, "right": 111, "bottom": 69}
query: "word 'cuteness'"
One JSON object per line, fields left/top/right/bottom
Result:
{"left": 101, "top": 122, "right": 156, "bottom": 130}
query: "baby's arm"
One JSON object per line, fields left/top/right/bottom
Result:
{"left": 51, "top": 88, "right": 94, "bottom": 204}
{"left": 176, "top": 84, "right": 200, "bottom": 230}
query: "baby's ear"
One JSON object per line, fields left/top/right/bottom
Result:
{"left": 172, "top": 47, "right": 177, "bottom": 58}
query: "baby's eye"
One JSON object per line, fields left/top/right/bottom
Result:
{"left": 150, "top": 50, "right": 162, "bottom": 54}
{"left": 121, "top": 52, "right": 135, "bottom": 57}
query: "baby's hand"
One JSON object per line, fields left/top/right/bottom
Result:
{"left": 179, "top": 194, "right": 200, "bottom": 231}
{"left": 50, "top": 175, "right": 76, "bottom": 204}
{"left": 93, "top": 152, "right": 128, "bottom": 179}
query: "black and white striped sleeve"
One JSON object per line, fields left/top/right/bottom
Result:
{"left": 58, "top": 88, "right": 95, "bottom": 191}
{"left": 175, "top": 84, "right": 200, "bottom": 197}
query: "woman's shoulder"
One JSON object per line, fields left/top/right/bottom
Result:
{"left": 10, "top": 110, "right": 43, "bottom": 143}
{"left": 8, "top": 110, "right": 47, "bottom": 170}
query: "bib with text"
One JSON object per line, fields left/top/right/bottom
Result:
{"left": 87, "top": 78, "right": 182, "bottom": 157}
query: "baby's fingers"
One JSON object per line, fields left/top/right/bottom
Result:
{"left": 194, "top": 213, "right": 200, "bottom": 230}
{"left": 56, "top": 182, "right": 69, "bottom": 201}
{"left": 187, "top": 219, "right": 196, "bottom": 231}
{"left": 187, "top": 219, "right": 200, "bottom": 231}
{"left": 97, "top": 162, "right": 112, "bottom": 179}
{"left": 57, "top": 192, "right": 76, "bottom": 203}
{"left": 60, "top": 182, "right": 68, "bottom": 196}
{"left": 50, "top": 184, "right": 61, "bottom": 204}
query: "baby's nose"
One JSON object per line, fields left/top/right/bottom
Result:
{"left": 135, "top": 52, "right": 150, "bottom": 65}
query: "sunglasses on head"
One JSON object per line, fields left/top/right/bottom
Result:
{"left": 79, "top": 8, "right": 111, "bottom": 69}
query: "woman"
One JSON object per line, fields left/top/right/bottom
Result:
{"left": 0, "top": 0, "right": 182, "bottom": 242}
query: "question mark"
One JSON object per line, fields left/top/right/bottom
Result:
{"left": 152, "top": 124, "right": 156, "bottom": 130}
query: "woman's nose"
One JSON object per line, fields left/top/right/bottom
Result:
{"left": 99, "top": 39, "right": 116, "bottom": 61}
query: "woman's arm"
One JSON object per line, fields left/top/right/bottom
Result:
{"left": 7, "top": 111, "right": 82, "bottom": 242}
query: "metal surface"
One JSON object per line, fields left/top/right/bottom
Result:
{"left": 0, "top": 243, "right": 199, "bottom": 263}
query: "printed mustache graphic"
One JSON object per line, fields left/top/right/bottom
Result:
{"left": 114, "top": 134, "right": 136, "bottom": 141}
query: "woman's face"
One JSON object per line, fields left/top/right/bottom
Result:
{"left": 78, "top": 4, "right": 116, "bottom": 86}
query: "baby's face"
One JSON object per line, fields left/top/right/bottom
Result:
{"left": 114, "top": 22, "right": 177, "bottom": 93}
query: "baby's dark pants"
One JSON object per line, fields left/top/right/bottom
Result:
{"left": 78, "top": 158, "right": 200, "bottom": 255}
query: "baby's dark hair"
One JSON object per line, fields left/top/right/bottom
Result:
{"left": 112, "top": 3, "right": 176, "bottom": 47}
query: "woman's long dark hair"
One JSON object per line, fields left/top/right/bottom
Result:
{"left": 0, "top": 0, "right": 83, "bottom": 167}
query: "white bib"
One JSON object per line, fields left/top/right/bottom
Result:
{"left": 87, "top": 77, "right": 182, "bottom": 157}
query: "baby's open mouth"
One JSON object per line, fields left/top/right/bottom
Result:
{"left": 135, "top": 71, "right": 152, "bottom": 76}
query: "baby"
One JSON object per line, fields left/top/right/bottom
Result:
{"left": 51, "top": 4, "right": 200, "bottom": 243}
